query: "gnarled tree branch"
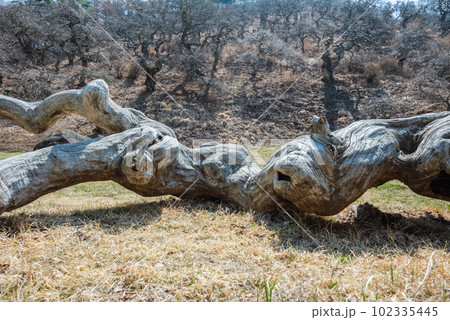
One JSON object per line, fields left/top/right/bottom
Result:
{"left": 0, "top": 79, "right": 175, "bottom": 137}
{"left": 252, "top": 113, "right": 450, "bottom": 215}
{"left": 0, "top": 79, "right": 448, "bottom": 217}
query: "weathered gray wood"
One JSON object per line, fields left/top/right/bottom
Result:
{"left": 0, "top": 127, "right": 260, "bottom": 213}
{"left": 0, "top": 79, "right": 448, "bottom": 216}
{"left": 253, "top": 113, "right": 450, "bottom": 215}
{"left": 0, "top": 79, "right": 175, "bottom": 137}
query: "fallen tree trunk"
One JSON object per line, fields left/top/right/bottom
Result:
{"left": 0, "top": 80, "right": 448, "bottom": 216}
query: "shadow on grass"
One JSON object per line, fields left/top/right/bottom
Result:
{"left": 0, "top": 199, "right": 174, "bottom": 236}
{"left": 1, "top": 199, "right": 449, "bottom": 256}
{"left": 259, "top": 202, "right": 450, "bottom": 255}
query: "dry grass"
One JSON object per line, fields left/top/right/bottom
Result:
{"left": 0, "top": 151, "right": 449, "bottom": 302}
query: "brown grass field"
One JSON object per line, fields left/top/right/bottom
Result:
{"left": 0, "top": 150, "right": 449, "bottom": 302}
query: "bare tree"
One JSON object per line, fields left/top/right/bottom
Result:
{"left": 429, "top": 0, "right": 450, "bottom": 36}
{"left": 3, "top": 4, "right": 56, "bottom": 65}
{"left": 415, "top": 43, "right": 450, "bottom": 109}
{"left": 320, "top": 0, "right": 393, "bottom": 81}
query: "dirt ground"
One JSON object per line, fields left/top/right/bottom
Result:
{"left": 0, "top": 57, "right": 446, "bottom": 152}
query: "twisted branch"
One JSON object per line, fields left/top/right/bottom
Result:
{"left": 0, "top": 79, "right": 175, "bottom": 137}
{"left": 0, "top": 80, "right": 448, "bottom": 217}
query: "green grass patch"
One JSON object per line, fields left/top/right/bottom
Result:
{"left": 53, "top": 181, "right": 135, "bottom": 198}
{"left": 357, "top": 180, "right": 449, "bottom": 213}
{"left": 248, "top": 146, "right": 279, "bottom": 167}
{"left": 0, "top": 152, "right": 23, "bottom": 160}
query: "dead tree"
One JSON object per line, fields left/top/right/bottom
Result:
{"left": 0, "top": 80, "right": 449, "bottom": 216}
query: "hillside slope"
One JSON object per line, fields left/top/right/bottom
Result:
{"left": 0, "top": 55, "right": 446, "bottom": 152}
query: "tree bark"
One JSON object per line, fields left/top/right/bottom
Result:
{"left": 0, "top": 80, "right": 449, "bottom": 216}
{"left": 0, "top": 133, "right": 127, "bottom": 213}
{"left": 252, "top": 114, "right": 450, "bottom": 215}
{"left": 0, "top": 79, "right": 174, "bottom": 136}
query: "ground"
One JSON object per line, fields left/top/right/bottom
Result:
{"left": 0, "top": 150, "right": 448, "bottom": 302}
{"left": 0, "top": 50, "right": 447, "bottom": 152}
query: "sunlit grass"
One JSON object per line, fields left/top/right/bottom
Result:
{"left": 0, "top": 152, "right": 23, "bottom": 161}
{"left": 248, "top": 146, "right": 278, "bottom": 167}
{"left": 357, "top": 181, "right": 449, "bottom": 213}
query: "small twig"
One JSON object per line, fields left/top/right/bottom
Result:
{"left": 412, "top": 251, "right": 436, "bottom": 298}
